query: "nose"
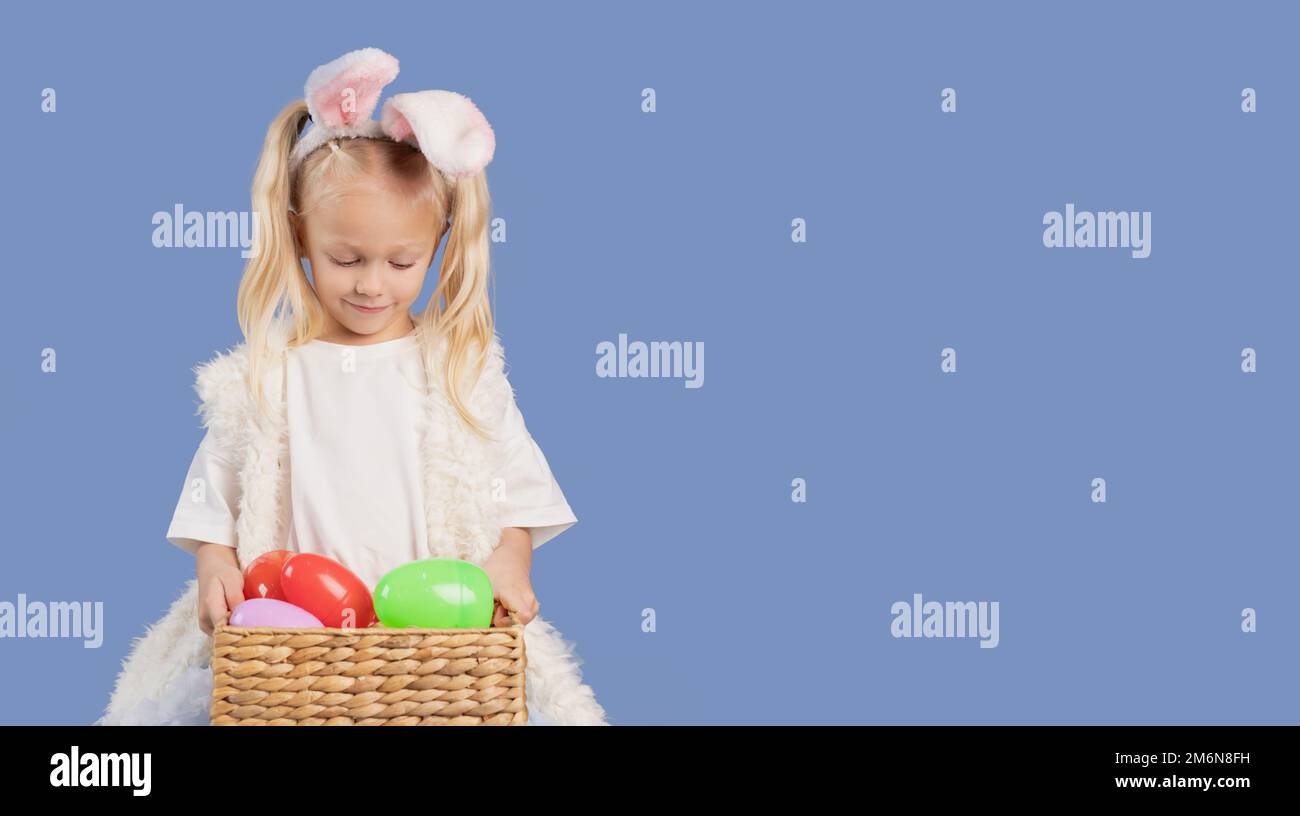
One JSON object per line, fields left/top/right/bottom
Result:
{"left": 355, "top": 261, "right": 384, "bottom": 297}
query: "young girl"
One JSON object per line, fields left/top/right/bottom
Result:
{"left": 97, "top": 48, "right": 607, "bottom": 726}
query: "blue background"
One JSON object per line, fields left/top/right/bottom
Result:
{"left": 2, "top": 0, "right": 1296, "bottom": 724}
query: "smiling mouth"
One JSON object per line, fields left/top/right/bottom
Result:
{"left": 346, "top": 301, "right": 389, "bottom": 314}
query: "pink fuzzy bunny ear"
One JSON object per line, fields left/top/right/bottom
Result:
{"left": 380, "top": 90, "right": 496, "bottom": 181}
{"left": 304, "top": 47, "right": 399, "bottom": 127}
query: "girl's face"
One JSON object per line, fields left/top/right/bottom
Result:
{"left": 292, "top": 183, "right": 442, "bottom": 344}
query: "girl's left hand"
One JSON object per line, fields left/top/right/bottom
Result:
{"left": 483, "top": 528, "right": 540, "bottom": 626}
{"left": 490, "top": 574, "right": 539, "bottom": 626}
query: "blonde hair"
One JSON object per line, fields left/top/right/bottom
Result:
{"left": 236, "top": 99, "right": 497, "bottom": 438}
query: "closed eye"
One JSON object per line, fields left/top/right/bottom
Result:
{"left": 328, "top": 255, "right": 361, "bottom": 267}
{"left": 391, "top": 262, "right": 415, "bottom": 270}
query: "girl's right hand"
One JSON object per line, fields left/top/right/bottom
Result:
{"left": 195, "top": 542, "right": 245, "bottom": 635}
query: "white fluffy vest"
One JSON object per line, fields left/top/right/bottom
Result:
{"left": 99, "top": 316, "right": 608, "bottom": 725}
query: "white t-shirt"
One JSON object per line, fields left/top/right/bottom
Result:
{"left": 166, "top": 329, "right": 577, "bottom": 589}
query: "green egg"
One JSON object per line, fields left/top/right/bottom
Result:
{"left": 373, "top": 559, "right": 494, "bottom": 629}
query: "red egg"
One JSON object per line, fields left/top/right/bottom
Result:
{"left": 242, "top": 550, "right": 296, "bottom": 601}
{"left": 280, "top": 552, "right": 376, "bottom": 628}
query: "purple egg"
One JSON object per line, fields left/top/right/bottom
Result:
{"left": 229, "top": 598, "right": 324, "bottom": 628}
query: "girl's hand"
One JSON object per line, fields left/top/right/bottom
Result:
{"left": 483, "top": 528, "right": 539, "bottom": 626}
{"left": 490, "top": 575, "right": 540, "bottom": 627}
{"left": 195, "top": 542, "right": 245, "bottom": 635}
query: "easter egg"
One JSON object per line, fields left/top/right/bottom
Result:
{"left": 229, "top": 598, "right": 324, "bottom": 628}
{"left": 281, "top": 552, "right": 377, "bottom": 628}
{"left": 242, "top": 549, "right": 295, "bottom": 601}
{"left": 373, "top": 559, "right": 494, "bottom": 629}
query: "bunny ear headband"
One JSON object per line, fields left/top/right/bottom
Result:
{"left": 287, "top": 47, "right": 496, "bottom": 184}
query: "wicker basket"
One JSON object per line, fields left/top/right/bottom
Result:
{"left": 210, "top": 610, "right": 527, "bottom": 725}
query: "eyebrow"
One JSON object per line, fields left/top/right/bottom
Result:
{"left": 329, "top": 241, "right": 424, "bottom": 254}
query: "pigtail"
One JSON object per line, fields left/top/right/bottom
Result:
{"left": 420, "top": 170, "right": 496, "bottom": 439}
{"left": 236, "top": 99, "right": 324, "bottom": 419}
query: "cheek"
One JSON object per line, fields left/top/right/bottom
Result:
{"left": 308, "top": 260, "right": 344, "bottom": 292}
{"left": 397, "top": 270, "right": 429, "bottom": 302}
